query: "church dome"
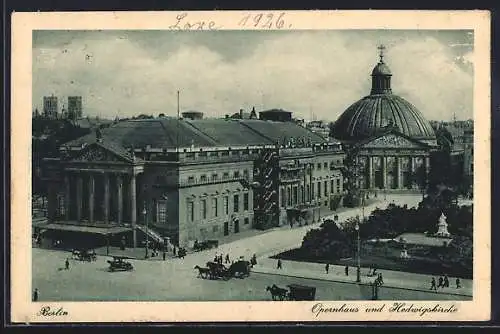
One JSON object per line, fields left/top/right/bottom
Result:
{"left": 371, "top": 62, "right": 392, "bottom": 76}
{"left": 332, "top": 47, "right": 436, "bottom": 142}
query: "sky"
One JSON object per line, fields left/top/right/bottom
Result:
{"left": 32, "top": 30, "right": 474, "bottom": 122}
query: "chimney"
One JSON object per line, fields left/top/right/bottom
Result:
{"left": 239, "top": 109, "right": 244, "bottom": 119}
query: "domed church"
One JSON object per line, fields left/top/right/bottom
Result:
{"left": 331, "top": 46, "right": 438, "bottom": 191}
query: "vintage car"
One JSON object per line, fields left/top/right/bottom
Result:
{"left": 107, "top": 256, "right": 134, "bottom": 272}
{"left": 193, "top": 239, "right": 219, "bottom": 252}
{"left": 287, "top": 284, "right": 316, "bottom": 301}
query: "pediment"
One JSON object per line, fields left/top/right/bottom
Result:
{"left": 361, "top": 133, "right": 428, "bottom": 149}
{"left": 72, "top": 143, "right": 133, "bottom": 163}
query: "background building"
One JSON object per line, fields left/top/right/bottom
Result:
{"left": 43, "top": 95, "right": 58, "bottom": 119}
{"left": 68, "top": 96, "right": 83, "bottom": 120}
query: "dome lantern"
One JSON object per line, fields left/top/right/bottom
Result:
{"left": 371, "top": 45, "right": 392, "bottom": 95}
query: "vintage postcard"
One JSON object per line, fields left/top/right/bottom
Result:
{"left": 11, "top": 10, "right": 490, "bottom": 323}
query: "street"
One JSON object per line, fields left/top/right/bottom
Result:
{"left": 32, "top": 194, "right": 470, "bottom": 302}
{"left": 32, "top": 248, "right": 468, "bottom": 302}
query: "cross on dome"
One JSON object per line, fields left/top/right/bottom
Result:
{"left": 378, "top": 44, "right": 386, "bottom": 63}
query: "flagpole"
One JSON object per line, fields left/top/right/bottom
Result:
{"left": 176, "top": 90, "right": 180, "bottom": 153}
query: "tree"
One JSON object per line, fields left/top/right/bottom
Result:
{"left": 341, "top": 147, "right": 364, "bottom": 207}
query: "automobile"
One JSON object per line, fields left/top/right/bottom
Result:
{"left": 107, "top": 256, "right": 134, "bottom": 272}
{"left": 193, "top": 239, "right": 219, "bottom": 252}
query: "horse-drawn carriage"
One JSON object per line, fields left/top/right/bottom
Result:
{"left": 195, "top": 260, "right": 251, "bottom": 280}
{"left": 107, "top": 256, "right": 134, "bottom": 272}
{"left": 193, "top": 239, "right": 219, "bottom": 252}
{"left": 266, "top": 284, "right": 316, "bottom": 301}
{"left": 71, "top": 248, "right": 97, "bottom": 262}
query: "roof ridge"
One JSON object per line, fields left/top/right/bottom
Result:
{"left": 181, "top": 120, "right": 219, "bottom": 146}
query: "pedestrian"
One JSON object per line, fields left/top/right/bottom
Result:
{"left": 213, "top": 254, "right": 218, "bottom": 263}
{"left": 277, "top": 259, "right": 282, "bottom": 270}
{"left": 225, "top": 254, "right": 230, "bottom": 264}
{"left": 33, "top": 288, "right": 39, "bottom": 302}
{"left": 444, "top": 275, "right": 449, "bottom": 288}
{"left": 325, "top": 263, "right": 329, "bottom": 274}
{"left": 173, "top": 246, "right": 176, "bottom": 256}
{"left": 65, "top": 258, "right": 69, "bottom": 270}
{"left": 430, "top": 277, "right": 437, "bottom": 291}
{"left": 377, "top": 273, "right": 384, "bottom": 285}
{"left": 456, "top": 278, "right": 461, "bottom": 289}
{"left": 163, "top": 251, "right": 166, "bottom": 261}
{"left": 345, "top": 265, "right": 349, "bottom": 276}
{"left": 438, "top": 276, "right": 444, "bottom": 288}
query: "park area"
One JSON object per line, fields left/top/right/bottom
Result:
{"left": 272, "top": 191, "right": 473, "bottom": 279}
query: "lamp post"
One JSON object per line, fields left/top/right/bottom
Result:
{"left": 355, "top": 217, "right": 361, "bottom": 283}
{"left": 143, "top": 202, "right": 148, "bottom": 259}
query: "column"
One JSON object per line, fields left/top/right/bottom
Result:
{"left": 64, "top": 174, "right": 71, "bottom": 220}
{"left": 410, "top": 157, "right": 416, "bottom": 190}
{"left": 103, "top": 173, "right": 110, "bottom": 223}
{"left": 397, "top": 157, "right": 403, "bottom": 189}
{"left": 367, "top": 157, "right": 373, "bottom": 189}
{"left": 76, "top": 175, "right": 82, "bottom": 222}
{"left": 47, "top": 183, "right": 57, "bottom": 222}
{"left": 117, "top": 174, "right": 123, "bottom": 225}
{"left": 381, "top": 156, "right": 387, "bottom": 189}
{"left": 88, "top": 174, "right": 95, "bottom": 223}
{"left": 130, "top": 174, "right": 137, "bottom": 248}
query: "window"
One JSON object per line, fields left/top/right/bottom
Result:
{"left": 330, "top": 180, "right": 334, "bottom": 193}
{"left": 210, "top": 151, "right": 219, "bottom": 157}
{"left": 336, "top": 179, "right": 341, "bottom": 191}
{"left": 212, "top": 225, "right": 219, "bottom": 233}
{"left": 234, "top": 171, "right": 240, "bottom": 178}
{"left": 187, "top": 201, "right": 194, "bottom": 222}
{"left": 224, "top": 196, "right": 229, "bottom": 215}
{"left": 324, "top": 162, "right": 328, "bottom": 169}
{"left": 233, "top": 194, "right": 240, "bottom": 213}
{"left": 200, "top": 174, "right": 207, "bottom": 182}
{"left": 311, "top": 184, "right": 315, "bottom": 199}
{"left": 212, "top": 173, "right": 218, "bottom": 181}
{"left": 243, "top": 193, "right": 249, "bottom": 211}
{"left": 222, "top": 172, "right": 229, "bottom": 180}
{"left": 157, "top": 200, "right": 167, "bottom": 223}
{"left": 244, "top": 217, "right": 249, "bottom": 225}
{"left": 186, "top": 152, "right": 195, "bottom": 159}
{"left": 287, "top": 187, "right": 292, "bottom": 206}
{"left": 317, "top": 182, "right": 321, "bottom": 198}
{"left": 201, "top": 199, "right": 207, "bottom": 219}
{"left": 199, "top": 151, "right": 207, "bottom": 157}
{"left": 187, "top": 176, "right": 195, "bottom": 184}
{"left": 324, "top": 181, "right": 328, "bottom": 196}
{"left": 243, "top": 169, "right": 249, "bottom": 178}
{"left": 231, "top": 151, "right": 239, "bottom": 156}
{"left": 57, "top": 193, "right": 65, "bottom": 216}
{"left": 317, "top": 163, "right": 321, "bottom": 170}
{"left": 212, "top": 198, "right": 218, "bottom": 217}
{"left": 281, "top": 188, "right": 286, "bottom": 207}
{"left": 221, "top": 151, "right": 229, "bottom": 157}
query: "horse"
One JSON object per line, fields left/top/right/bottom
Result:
{"left": 266, "top": 284, "right": 289, "bottom": 301}
{"left": 194, "top": 265, "right": 210, "bottom": 279}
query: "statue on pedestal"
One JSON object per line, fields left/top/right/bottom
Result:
{"left": 435, "top": 212, "right": 451, "bottom": 237}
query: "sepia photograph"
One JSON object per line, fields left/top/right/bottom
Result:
{"left": 10, "top": 10, "right": 490, "bottom": 322}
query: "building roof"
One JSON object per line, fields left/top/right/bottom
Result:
{"left": 371, "top": 61, "right": 392, "bottom": 76}
{"left": 65, "top": 117, "right": 330, "bottom": 150}
{"left": 332, "top": 94, "right": 436, "bottom": 141}
{"left": 332, "top": 53, "right": 435, "bottom": 142}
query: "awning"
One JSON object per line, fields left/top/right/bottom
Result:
{"left": 39, "top": 223, "right": 132, "bottom": 235}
